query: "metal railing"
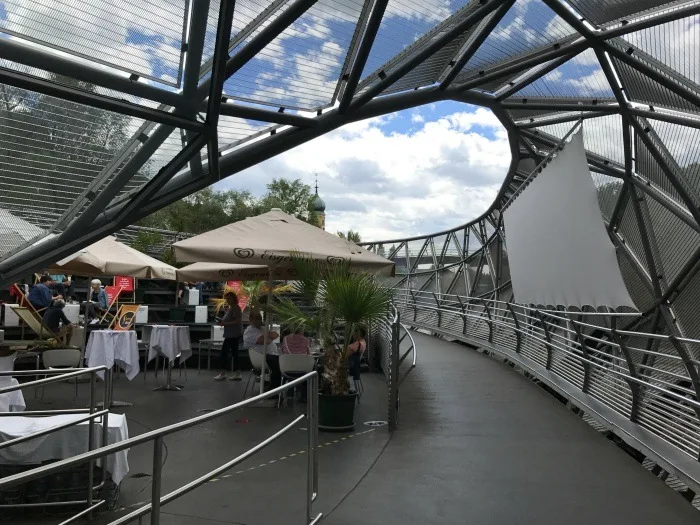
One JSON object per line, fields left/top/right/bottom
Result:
{"left": 0, "top": 366, "right": 111, "bottom": 516}
{"left": 395, "top": 289, "right": 700, "bottom": 493}
{"left": 0, "top": 371, "right": 322, "bottom": 525}
{"left": 369, "top": 306, "right": 418, "bottom": 430}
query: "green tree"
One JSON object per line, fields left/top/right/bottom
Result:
{"left": 337, "top": 230, "right": 362, "bottom": 243}
{"left": 260, "top": 178, "right": 314, "bottom": 220}
{"left": 130, "top": 231, "right": 163, "bottom": 255}
{"left": 137, "top": 178, "right": 318, "bottom": 233}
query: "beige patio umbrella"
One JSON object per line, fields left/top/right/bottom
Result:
{"left": 173, "top": 209, "right": 395, "bottom": 395}
{"left": 172, "top": 209, "right": 395, "bottom": 276}
{"left": 176, "top": 262, "right": 273, "bottom": 282}
{"left": 52, "top": 236, "right": 177, "bottom": 279}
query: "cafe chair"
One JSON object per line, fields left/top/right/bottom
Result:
{"left": 41, "top": 348, "right": 82, "bottom": 401}
{"left": 277, "top": 354, "right": 315, "bottom": 409}
{"left": 243, "top": 349, "right": 265, "bottom": 399}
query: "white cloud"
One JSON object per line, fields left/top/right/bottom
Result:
{"left": 217, "top": 106, "right": 511, "bottom": 242}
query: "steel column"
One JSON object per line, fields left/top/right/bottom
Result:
{"left": 338, "top": 0, "right": 389, "bottom": 113}
{"left": 206, "top": 0, "right": 237, "bottom": 180}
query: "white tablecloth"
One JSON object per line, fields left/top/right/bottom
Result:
{"left": 86, "top": 330, "right": 140, "bottom": 381}
{"left": 148, "top": 325, "right": 191, "bottom": 364}
{"left": 0, "top": 377, "right": 25, "bottom": 412}
{"left": 0, "top": 413, "right": 129, "bottom": 484}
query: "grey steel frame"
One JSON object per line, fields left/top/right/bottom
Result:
{"left": 0, "top": 0, "right": 699, "bottom": 496}
{"left": 0, "top": 371, "right": 321, "bottom": 525}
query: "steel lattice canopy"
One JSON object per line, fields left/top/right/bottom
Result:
{"left": 0, "top": 0, "right": 698, "bottom": 330}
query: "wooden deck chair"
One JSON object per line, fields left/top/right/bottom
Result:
{"left": 10, "top": 307, "right": 71, "bottom": 345}
{"left": 98, "top": 286, "right": 123, "bottom": 325}
{"left": 10, "top": 284, "right": 46, "bottom": 322}
{"left": 108, "top": 304, "right": 141, "bottom": 331}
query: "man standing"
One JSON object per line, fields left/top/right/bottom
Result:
{"left": 243, "top": 311, "right": 281, "bottom": 389}
{"left": 215, "top": 292, "right": 243, "bottom": 381}
{"left": 28, "top": 275, "right": 53, "bottom": 311}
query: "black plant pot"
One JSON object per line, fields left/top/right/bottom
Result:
{"left": 318, "top": 393, "right": 358, "bottom": 432}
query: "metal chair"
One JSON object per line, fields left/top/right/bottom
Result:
{"left": 278, "top": 354, "right": 315, "bottom": 409}
{"left": 243, "top": 349, "right": 265, "bottom": 398}
{"left": 41, "top": 348, "right": 82, "bottom": 401}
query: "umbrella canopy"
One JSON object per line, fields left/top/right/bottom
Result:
{"left": 52, "top": 236, "right": 177, "bottom": 279}
{"left": 177, "top": 262, "right": 274, "bottom": 282}
{"left": 172, "top": 209, "right": 395, "bottom": 277}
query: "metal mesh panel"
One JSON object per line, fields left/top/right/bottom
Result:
{"left": 359, "top": 0, "right": 472, "bottom": 81}
{"left": 617, "top": 201, "right": 649, "bottom": 275}
{"left": 612, "top": 57, "right": 700, "bottom": 114}
{"left": 622, "top": 13, "right": 700, "bottom": 86}
{"left": 536, "top": 114, "right": 625, "bottom": 165}
{"left": 646, "top": 118, "right": 700, "bottom": 200}
{"left": 0, "top": 0, "right": 188, "bottom": 86}
{"left": 0, "top": 83, "right": 145, "bottom": 224}
{"left": 223, "top": 0, "right": 365, "bottom": 110}
{"left": 461, "top": 1, "right": 576, "bottom": 73}
{"left": 671, "top": 268, "right": 700, "bottom": 341}
{"left": 217, "top": 114, "right": 275, "bottom": 151}
{"left": 591, "top": 172, "right": 623, "bottom": 222}
{"left": 617, "top": 249, "right": 655, "bottom": 311}
{"left": 513, "top": 49, "right": 613, "bottom": 99}
{"left": 566, "top": 0, "right": 689, "bottom": 26}
{"left": 634, "top": 131, "right": 686, "bottom": 207}
{"left": 645, "top": 196, "right": 700, "bottom": 285}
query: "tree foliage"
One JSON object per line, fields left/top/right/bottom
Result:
{"left": 137, "top": 178, "right": 318, "bottom": 234}
{"left": 337, "top": 230, "right": 362, "bottom": 243}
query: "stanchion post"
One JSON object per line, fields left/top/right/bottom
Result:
{"left": 151, "top": 436, "right": 164, "bottom": 525}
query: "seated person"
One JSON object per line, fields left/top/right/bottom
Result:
{"left": 81, "top": 279, "right": 109, "bottom": 324}
{"left": 50, "top": 274, "right": 73, "bottom": 301}
{"left": 281, "top": 327, "right": 310, "bottom": 355}
{"left": 28, "top": 275, "right": 54, "bottom": 312}
{"left": 243, "top": 311, "right": 281, "bottom": 389}
{"left": 43, "top": 298, "right": 75, "bottom": 342}
{"left": 347, "top": 328, "right": 367, "bottom": 381}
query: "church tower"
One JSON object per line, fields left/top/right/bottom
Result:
{"left": 311, "top": 175, "right": 326, "bottom": 230}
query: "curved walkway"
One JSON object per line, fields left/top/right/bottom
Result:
{"left": 324, "top": 332, "right": 699, "bottom": 525}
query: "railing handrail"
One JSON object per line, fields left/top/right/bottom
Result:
{"left": 0, "top": 371, "right": 317, "bottom": 489}
{"left": 0, "top": 371, "right": 322, "bottom": 525}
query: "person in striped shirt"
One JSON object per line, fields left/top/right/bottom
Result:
{"left": 281, "top": 328, "right": 310, "bottom": 355}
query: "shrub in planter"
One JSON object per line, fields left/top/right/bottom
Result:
{"left": 273, "top": 254, "right": 393, "bottom": 431}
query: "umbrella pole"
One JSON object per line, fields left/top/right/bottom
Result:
{"left": 259, "top": 268, "right": 273, "bottom": 396}
{"left": 174, "top": 280, "right": 179, "bottom": 306}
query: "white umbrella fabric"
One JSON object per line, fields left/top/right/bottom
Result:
{"left": 172, "top": 209, "right": 395, "bottom": 276}
{"left": 52, "top": 236, "right": 177, "bottom": 279}
{"left": 176, "top": 262, "right": 272, "bottom": 282}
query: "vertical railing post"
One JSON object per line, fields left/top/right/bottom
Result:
{"left": 482, "top": 300, "right": 494, "bottom": 343}
{"left": 101, "top": 369, "right": 110, "bottom": 486}
{"left": 456, "top": 296, "right": 468, "bottom": 335}
{"left": 87, "top": 370, "right": 96, "bottom": 513}
{"left": 306, "top": 373, "right": 317, "bottom": 523}
{"left": 506, "top": 302, "right": 521, "bottom": 353}
{"left": 432, "top": 292, "right": 442, "bottom": 328}
{"left": 151, "top": 436, "right": 164, "bottom": 525}
{"left": 535, "top": 310, "right": 554, "bottom": 370}
{"left": 388, "top": 311, "right": 400, "bottom": 431}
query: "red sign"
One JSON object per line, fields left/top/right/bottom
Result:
{"left": 114, "top": 276, "right": 134, "bottom": 292}
{"left": 105, "top": 286, "right": 121, "bottom": 305}
{"left": 226, "top": 281, "right": 249, "bottom": 311}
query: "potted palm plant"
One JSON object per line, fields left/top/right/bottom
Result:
{"left": 273, "top": 255, "right": 393, "bottom": 431}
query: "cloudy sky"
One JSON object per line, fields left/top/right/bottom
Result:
{"left": 215, "top": 101, "right": 511, "bottom": 242}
